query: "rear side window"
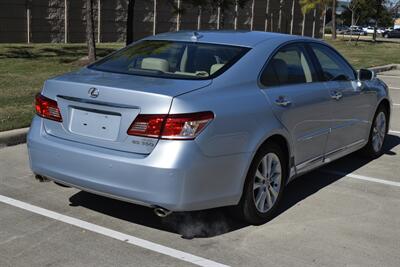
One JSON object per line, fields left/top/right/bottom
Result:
{"left": 89, "top": 40, "right": 249, "bottom": 80}
{"left": 310, "top": 44, "right": 356, "bottom": 81}
{"left": 261, "top": 44, "right": 316, "bottom": 87}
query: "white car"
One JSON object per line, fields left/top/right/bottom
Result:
{"left": 363, "top": 26, "right": 383, "bottom": 34}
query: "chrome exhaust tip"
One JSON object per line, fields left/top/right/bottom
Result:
{"left": 154, "top": 207, "right": 172, "bottom": 218}
{"left": 35, "top": 174, "right": 50, "bottom": 182}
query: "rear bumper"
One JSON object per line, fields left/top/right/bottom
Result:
{"left": 27, "top": 116, "right": 249, "bottom": 211}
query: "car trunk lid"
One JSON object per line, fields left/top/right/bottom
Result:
{"left": 41, "top": 68, "right": 211, "bottom": 154}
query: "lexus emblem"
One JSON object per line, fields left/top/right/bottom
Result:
{"left": 88, "top": 87, "right": 99, "bottom": 98}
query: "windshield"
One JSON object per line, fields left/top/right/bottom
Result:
{"left": 89, "top": 40, "right": 249, "bottom": 80}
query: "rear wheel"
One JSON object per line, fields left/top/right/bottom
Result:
{"left": 360, "top": 106, "right": 388, "bottom": 158}
{"left": 232, "top": 143, "right": 287, "bottom": 225}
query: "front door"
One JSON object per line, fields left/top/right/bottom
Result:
{"left": 308, "top": 43, "right": 375, "bottom": 156}
{"left": 260, "top": 43, "right": 332, "bottom": 172}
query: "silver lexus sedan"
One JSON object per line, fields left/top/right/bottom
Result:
{"left": 28, "top": 31, "right": 391, "bottom": 224}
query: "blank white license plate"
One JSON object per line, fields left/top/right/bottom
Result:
{"left": 70, "top": 108, "right": 121, "bottom": 141}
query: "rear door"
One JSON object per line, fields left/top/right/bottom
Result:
{"left": 260, "top": 43, "right": 332, "bottom": 172}
{"left": 308, "top": 43, "right": 375, "bottom": 156}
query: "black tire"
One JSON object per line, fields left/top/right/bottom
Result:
{"left": 360, "top": 106, "right": 388, "bottom": 158}
{"left": 230, "top": 142, "right": 287, "bottom": 225}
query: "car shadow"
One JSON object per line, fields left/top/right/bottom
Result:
{"left": 68, "top": 134, "right": 400, "bottom": 239}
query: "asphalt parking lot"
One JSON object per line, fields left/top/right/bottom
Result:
{"left": 1, "top": 70, "right": 400, "bottom": 267}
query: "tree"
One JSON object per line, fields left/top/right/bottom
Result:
{"left": 85, "top": 0, "right": 96, "bottom": 62}
{"left": 348, "top": 0, "right": 362, "bottom": 26}
{"left": 300, "top": 0, "right": 318, "bottom": 36}
{"left": 185, "top": 0, "right": 210, "bottom": 30}
{"left": 174, "top": 0, "right": 249, "bottom": 30}
{"left": 126, "top": 0, "right": 136, "bottom": 45}
{"left": 342, "top": 0, "right": 393, "bottom": 27}
{"left": 290, "top": 0, "right": 295, "bottom": 34}
{"left": 278, "top": 0, "right": 284, "bottom": 32}
{"left": 320, "top": 0, "right": 331, "bottom": 38}
{"left": 265, "top": 0, "right": 271, "bottom": 31}
{"left": 372, "top": 0, "right": 386, "bottom": 42}
{"left": 300, "top": 0, "right": 331, "bottom": 37}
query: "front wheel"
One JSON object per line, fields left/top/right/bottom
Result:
{"left": 231, "top": 143, "right": 287, "bottom": 225}
{"left": 360, "top": 107, "right": 388, "bottom": 158}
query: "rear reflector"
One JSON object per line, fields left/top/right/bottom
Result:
{"left": 35, "top": 93, "right": 63, "bottom": 122}
{"left": 127, "top": 111, "right": 214, "bottom": 140}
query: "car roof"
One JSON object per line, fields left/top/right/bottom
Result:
{"left": 143, "top": 30, "right": 313, "bottom": 48}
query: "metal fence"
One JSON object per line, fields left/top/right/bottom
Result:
{"left": 0, "top": 0, "right": 322, "bottom": 43}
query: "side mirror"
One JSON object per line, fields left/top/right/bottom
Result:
{"left": 358, "top": 69, "right": 375, "bottom": 81}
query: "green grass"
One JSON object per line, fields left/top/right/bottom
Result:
{"left": 324, "top": 39, "right": 400, "bottom": 69}
{"left": 0, "top": 43, "right": 123, "bottom": 131}
{"left": 1, "top": 40, "right": 400, "bottom": 131}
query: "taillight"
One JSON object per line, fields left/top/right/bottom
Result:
{"left": 127, "top": 114, "right": 166, "bottom": 138}
{"left": 35, "top": 93, "right": 62, "bottom": 122}
{"left": 127, "top": 111, "right": 214, "bottom": 140}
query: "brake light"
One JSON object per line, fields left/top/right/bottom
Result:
{"left": 35, "top": 93, "right": 62, "bottom": 122}
{"left": 127, "top": 111, "right": 214, "bottom": 140}
{"left": 127, "top": 114, "right": 166, "bottom": 138}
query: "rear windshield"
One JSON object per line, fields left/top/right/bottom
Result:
{"left": 89, "top": 40, "right": 249, "bottom": 80}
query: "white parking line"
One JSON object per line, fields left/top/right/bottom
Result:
{"left": 0, "top": 194, "right": 229, "bottom": 267}
{"left": 393, "top": 103, "right": 400, "bottom": 106}
{"left": 390, "top": 87, "right": 400, "bottom": 90}
{"left": 322, "top": 170, "right": 400, "bottom": 187}
{"left": 389, "top": 130, "right": 400, "bottom": 135}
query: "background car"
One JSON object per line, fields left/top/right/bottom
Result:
{"left": 362, "top": 26, "right": 384, "bottom": 34}
{"left": 336, "top": 25, "right": 349, "bottom": 34}
{"left": 346, "top": 26, "right": 367, "bottom": 35}
{"left": 382, "top": 28, "right": 400, "bottom": 38}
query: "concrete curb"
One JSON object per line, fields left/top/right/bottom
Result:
{"left": 0, "top": 127, "right": 29, "bottom": 148}
{"left": 369, "top": 64, "right": 399, "bottom": 74}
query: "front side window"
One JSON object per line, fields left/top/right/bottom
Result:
{"left": 310, "top": 44, "right": 356, "bottom": 81}
{"left": 261, "top": 44, "right": 316, "bottom": 87}
{"left": 89, "top": 40, "right": 249, "bottom": 80}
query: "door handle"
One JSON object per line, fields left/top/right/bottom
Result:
{"left": 275, "top": 96, "right": 291, "bottom": 107}
{"left": 331, "top": 91, "right": 343, "bottom": 100}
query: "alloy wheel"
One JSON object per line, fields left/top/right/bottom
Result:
{"left": 253, "top": 152, "right": 282, "bottom": 213}
{"left": 372, "top": 111, "right": 386, "bottom": 153}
